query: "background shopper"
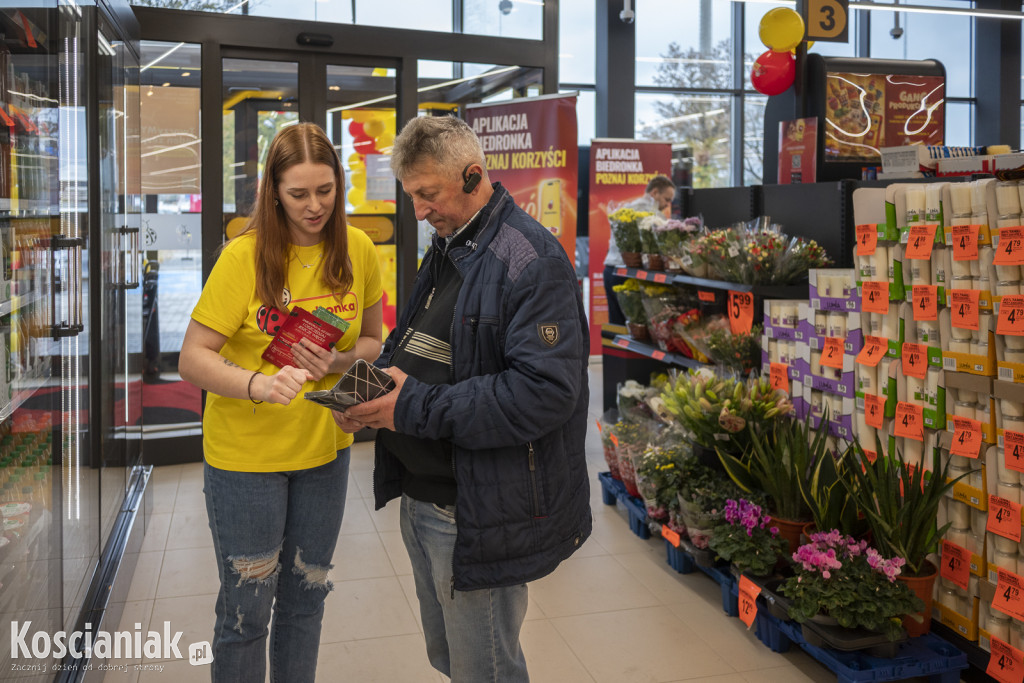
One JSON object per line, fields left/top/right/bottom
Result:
{"left": 333, "top": 114, "right": 592, "bottom": 683}
{"left": 180, "top": 122, "right": 382, "bottom": 683}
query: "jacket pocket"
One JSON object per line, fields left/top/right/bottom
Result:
{"left": 527, "top": 442, "right": 547, "bottom": 519}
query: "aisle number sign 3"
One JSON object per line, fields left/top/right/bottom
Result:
{"left": 802, "top": 0, "right": 849, "bottom": 43}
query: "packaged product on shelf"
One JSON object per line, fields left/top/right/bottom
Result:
{"left": 762, "top": 299, "right": 806, "bottom": 341}
{"left": 809, "top": 268, "right": 859, "bottom": 312}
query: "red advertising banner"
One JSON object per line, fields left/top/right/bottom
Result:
{"left": 778, "top": 117, "right": 817, "bottom": 184}
{"left": 587, "top": 139, "right": 673, "bottom": 355}
{"left": 465, "top": 94, "right": 579, "bottom": 260}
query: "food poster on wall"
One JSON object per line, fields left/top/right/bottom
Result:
{"left": 778, "top": 117, "right": 818, "bottom": 184}
{"left": 824, "top": 73, "right": 944, "bottom": 161}
{"left": 587, "top": 139, "right": 672, "bottom": 355}
{"left": 465, "top": 94, "right": 579, "bottom": 259}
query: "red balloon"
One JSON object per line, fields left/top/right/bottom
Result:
{"left": 750, "top": 50, "right": 795, "bottom": 96}
{"left": 348, "top": 120, "right": 365, "bottom": 138}
{"left": 353, "top": 136, "right": 377, "bottom": 155}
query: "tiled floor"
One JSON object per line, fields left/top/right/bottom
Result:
{"left": 103, "top": 367, "right": 844, "bottom": 682}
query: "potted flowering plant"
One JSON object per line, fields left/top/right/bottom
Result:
{"left": 634, "top": 444, "right": 688, "bottom": 525}
{"left": 708, "top": 499, "right": 787, "bottom": 577}
{"left": 639, "top": 214, "right": 667, "bottom": 270}
{"left": 779, "top": 530, "right": 924, "bottom": 643}
{"left": 676, "top": 460, "right": 760, "bottom": 551}
{"left": 612, "top": 279, "right": 649, "bottom": 341}
{"left": 656, "top": 217, "right": 702, "bottom": 273}
{"left": 609, "top": 207, "right": 651, "bottom": 267}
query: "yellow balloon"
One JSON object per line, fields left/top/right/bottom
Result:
{"left": 352, "top": 203, "right": 373, "bottom": 214}
{"left": 376, "top": 132, "right": 395, "bottom": 152}
{"left": 347, "top": 186, "right": 365, "bottom": 207}
{"left": 347, "top": 153, "right": 364, "bottom": 169}
{"left": 364, "top": 118, "right": 385, "bottom": 138}
{"left": 791, "top": 40, "right": 815, "bottom": 54}
{"left": 351, "top": 110, "right": 374, "bottom": 123}
{"left": 759, "top": 7, "right": 805, "bottom": 53}
{"left": 350, "top": 170, "right": 366, "bottom": 190}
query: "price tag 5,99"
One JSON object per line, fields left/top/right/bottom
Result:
{"left": 988, "top": 496, "right": 1024, "bottom": 543}
{"left": 728, "top": 290, "right": 754, "bottom": 335}
{"left": 998, "top": 295, "right": 1024, "bottom": 337}
{"left": 738, "top": 575, "right": 761, "bottom": 630}
{"left": 940, "top": 540, "right": 971, "bottom": 592}
{"left": 952, "top": 224, "right": 980, "bottom": 262}
{"left": 987, "top": 636, "right": 1024, "bottom": 683}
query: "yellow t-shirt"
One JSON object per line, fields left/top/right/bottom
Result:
{"left": 191, "top": 226, "right": 382, "bottom": 472}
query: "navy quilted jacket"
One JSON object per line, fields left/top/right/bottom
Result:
{"left": 373, "top": 183, "right": 592, "bottom": 591}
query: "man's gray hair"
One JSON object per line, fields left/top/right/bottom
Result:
{"left": 390, "top": 115, "right": 486, "bottom": 181}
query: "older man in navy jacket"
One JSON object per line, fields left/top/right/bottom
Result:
{"left": 335, "top": 115, "right": 591, "bottom": 682}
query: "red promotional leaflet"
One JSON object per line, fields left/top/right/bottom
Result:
{"left": 261, "top": 308, "right": 346, "bottom": 369}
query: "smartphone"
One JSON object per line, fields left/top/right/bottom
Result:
{"left": 539, "top": 179, "right": 562, "bottom": 236}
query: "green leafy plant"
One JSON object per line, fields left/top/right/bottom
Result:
{"left": 709, "top": 499, "right": 787, "bottom": 576}
{"left": 676, "top": 459, "right": 764, "bottom": 549}
{"left": 612, "top": 279, "right": 646, "bottom": 324}
{"left": 716, "top": 414, "right": 830, "bottom": 521}
{"left": 838, "top": 439, "right": 972, "bottom": 576}
{"left": 609, "top": 207, "right": 651, "bottom": 254}
{"left": 798, "top": 438, "right": 868, "bottom": 539}
{"left": 634, "top": 444, "right": 689, "bottom": 523}
{"left": 780, "top": 530, "right": 924, "bottom": 641}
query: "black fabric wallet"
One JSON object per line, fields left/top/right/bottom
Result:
{"left": 304, "top": 359, "right": 396, "bottom": 410}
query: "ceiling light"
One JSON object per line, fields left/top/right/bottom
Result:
{"left": 848, "top": 0, "right": 1024, "bottom": 20}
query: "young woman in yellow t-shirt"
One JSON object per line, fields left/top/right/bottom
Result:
{"left": 180, "top": 122, "right": 382, "bottom": 682}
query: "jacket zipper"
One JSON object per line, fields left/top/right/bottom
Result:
{"left": 449, "top": 247, "right": 459, "bottom": 601}
{"left": 527, "top": 442, "right": 541, "bottom": 517}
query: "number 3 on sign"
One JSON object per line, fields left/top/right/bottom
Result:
{"left": 805, "top": 0, "right": 849, "bottom": 41}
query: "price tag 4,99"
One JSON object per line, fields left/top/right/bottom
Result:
{"left": 912, "top": 285, "right": 938, "bottom": 321}
{"left": 894, "top": 401, "right": 924, "bottom": 442}
{"left": 861, "top": 281, "right": 890, "bottom": 314}
{"left": 987, "top": 636, "right": 1024, "bottom": 683}
{"left": 905, "top": 223, "right": 938, "bottom": 261}
{"left": 988, "top": 496, "right": 1024, "bottom": 543}
{"left": 738, "top": 575, "right": 761, "bottom": 630}
{"left": 856, "top": 224, "right": 877, "bottom": 256}
{"left": 864, "top": 393, "right": 885, "bottom": 430}
{"left": 902, "top": 342, "right": 928, "bottom": 380}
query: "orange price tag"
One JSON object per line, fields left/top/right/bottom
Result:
{"left": 820, "top": 337, "right": 845, "bottom": 369}
{"left": 952, "top": 224, "right": 980, "bottom": 261}
{"left": 988, "top": 496, "right": 1023, "bottom": 542}
{"left": 610, "top": 434, "right": 619, "bottom": 448}
{"left": 863, "top": 449, "right": 878, "bottom": 464}
{"left": 864, "top": 394, "right": 886, "bottom": 430}
{"left": 769, "top": 363, "right": 789, "bottom": 394}
{"left": 636, "top": 270, "right": 648, "bottom": 279}
{"left": 738, "top": 575, "right": 761, "bottom": 629}
{"left": 856, "top": 336, "right": 887, "bottom": 367}
{"left": 856, "top": 223, "right": 878, "bottom": 256}
{"left": 595, "top": 420, "right": 603, "bottom": 433}
{"left": 728, "top": 290, "right": 754, "bottom": 335}
{"left": 616, "top": 337, "right": 630, "bottom": 348}
{"left": 861, "top": 281, "right": 890, "bottom": 314}
{"left": 698, "top": 290, "right": 716, "bottom": 303}
{"left": 993, "top": 568, "right": 1024, "bottom": 620}
{"left": 950, "top": 289, "right": 980, "bottom": 331}
{"left": 902, "top": 342, "right": 928, "bottom": 380}
{"left": 951, "top": 417, "right": 983, "bottom": 459}
{"left": 661, "top": 524, "right": 680, "bottom": 548}
{"left": 912, "top": 285, "right": 938, "bottom": 321}
{"left": 994, "top": 227, "right": 1024, "bottom": 266}
{"left": 940, "top": 540, "right": 971, "bottom": 591}
{"left": 998, "top": 295, "right": 1024, "bottom": 336}
{"left": 651, "top": 350, "right": 666, "bottom": 361}
{"left": 653, "top": 273, "right": 668, "bottom": 283}
{"left": 905, "top": 223, "right": 938, "bottom": 260}
{"left": 1005, "top": 431, "right": 1024, "bottom": 475}
{"left": 894, "top": 401, "right": 924, "bottom": 441}
{"left": 988, "top": 636, "right": 1024, "bottom": 683}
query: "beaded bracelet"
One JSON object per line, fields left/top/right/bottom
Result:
{"left": 247, "top": 371, "right": 263, "bottom": 405}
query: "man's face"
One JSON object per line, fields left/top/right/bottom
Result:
{"left": 651, "top": 186, "right": 676, "bottom": 212}
{"left": 401, "top": 160, "right": 477, "bottom": 238}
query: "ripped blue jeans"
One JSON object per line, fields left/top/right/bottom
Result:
{"left": 203, "top": 450, "right": 349, "bottom": 683}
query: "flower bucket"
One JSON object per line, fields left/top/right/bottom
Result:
{"left": 897, "top": 561, "right": 937, "bottom": 638}
{"left": 622, "top": 252, "right": 643, "bottom": 268}
{"left": 602, "top": 443, "right": 621, "bottom": 480}
{"left": 770, "top": 515, "right": 807, "bottom": 558}
{"left": 642, "top": 253, "right": 665, "bottom": 271}
{"left": 626, "top": 322, "right": 650, "bottom": 342}
{"left": 617, "top": 444, "right": 641, "bottom": 498}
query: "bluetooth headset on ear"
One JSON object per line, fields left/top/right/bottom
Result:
{"left": 461, "top": 164, "right": 482, "bottom": 194}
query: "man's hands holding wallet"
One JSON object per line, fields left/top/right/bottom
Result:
{"left": 331, "top": 366, "right": 407, "bottom": 433}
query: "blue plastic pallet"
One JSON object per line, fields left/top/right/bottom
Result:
{"left": 597, "top": 472, "right": 650, "bottom": 539}
{"left": 664, "top": 539, "right": 738, "bottom": 617}
{"left": 753, "top": 607, "right": 967, "bottom": 683}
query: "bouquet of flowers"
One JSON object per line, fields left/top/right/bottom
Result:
{"left": 705, "top": 324, "right": 764, "bottom": 375}
{"left": 617, "top": 379, "right": 657, "bottom": 423}
{"left": 639, "top": 214, "right": 665, "bottom": 255}
{"left": 611, "top": 419, "right": 661, "bottom": 498}
{"left": 598, "top": 409, "right": 620, "bottom": 479}
{"left": 656, "top": 217, "right": 703, "bottom": 274}
{"left": 676, "top": 460, "right": 765, "bottom": 549}
{"left": 609, "top": 207, "right": 652, "bottom": 257}
{"left": 780, "top": 530, "right": 924, "bottom": 641}
{"left": 640, "top": 283, "right": 686, "bottom": 353}
{"left": 612, "top": 279, "right": 646, "bottom": 326}
{"left": 701, "top": 219, "right": 832, "bottom": 286}
{"left": 709, "top": 499, "right": 788, "bottom": 576}
{"left": 634, "top": 444, "right": 689, "bottom": 524}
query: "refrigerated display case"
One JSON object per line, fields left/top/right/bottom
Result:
{"left": 0, "top": 1, "right": 147, "bottom": 679}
